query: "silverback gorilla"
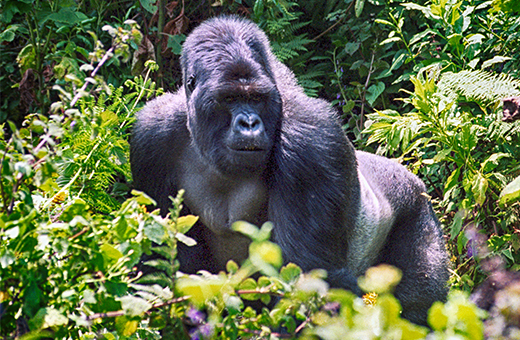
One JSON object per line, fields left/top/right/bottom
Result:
{"left": 130, "top": 16, "right": 449, "bottom": 325}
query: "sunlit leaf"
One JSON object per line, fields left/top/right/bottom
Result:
{"left": 499, "top": 175, "right": 520, "bottom": 207}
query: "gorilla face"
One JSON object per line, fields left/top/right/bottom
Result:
{"left": 181, "top": 19, "right": 282, "bottom": 175}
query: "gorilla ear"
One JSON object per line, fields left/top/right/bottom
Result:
{"left": 186, "top": 75, "right": 196, "bottom": 95}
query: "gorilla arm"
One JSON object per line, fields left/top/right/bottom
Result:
{"left": 130, "top": 91, "right": 189, "bottom": 213}
{"left": 267, "top": 91, "right": 364, "bottom": 293}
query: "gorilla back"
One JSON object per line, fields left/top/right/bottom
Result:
{"left": 130, "top": 16, "right": 449, "bottom": 325}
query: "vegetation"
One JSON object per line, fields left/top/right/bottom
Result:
{"left": 1, "top": 0, "right": 519, "bottom": 339}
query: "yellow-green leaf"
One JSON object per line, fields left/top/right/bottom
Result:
{"left": 176, "top": 215, "right": 199, "bottom": 234}
{"left": 427, "top": 301, "right": 448, "bottom": 330}
{"left": 499, "top": 175, "right": 520, "bottom": 207}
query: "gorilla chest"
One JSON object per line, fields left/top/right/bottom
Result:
{"left": 177, "top": 157, "right": 269, "bottom": 234}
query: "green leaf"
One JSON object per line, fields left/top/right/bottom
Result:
{"left": 409, "top": 28, "right": 436, "bottom": 45}
{"left": 481, "top": 152, "right": 509, "bottom": 172}
{"left": 115, "top": 315, "right": 139, "bottom": 336}
{"left": 167, "top": 34, "right": 186, "bottom": 55}
{"left": 433, "top": 148, "right": 452, "bottom": 162}
{"left": 140, "top": 0, "right": 158, "bottom": 13}
{"left": 0, "top": 249, "right": 16, "bottom": 268}
{"left": 143, "top": 259, "right": 174, "bottom": 276}
{"left": 355, "top": 0, "right": 366, "bottom": 17}
{"left": 365, "top": 82, "right": 385, "bottom": 106}
{"left": 237, "top": 278, "right": 259, "bottom": 300}
{"left": 471, "top": 172, "right": 488, "bottom": 206}
{"left": 175, "top": 232, "right": 197, "bottom": 246}
{"left": 176, "top": 215, "right": 199, "bottom": 234}
{"left": 144, "top": 219, "right": 167, "bottom": 244}
{"left": 226, "top": 260, "right": 239, "bottom": 274}
{"left": 105, "top": 281, "right": 128, "bottom": 296}
{"left": 119, "top": 296, "right": 152, "bottom": 316}
{"left": 377, "top": 295, "right": 402, "bottom": 325}
{"left": 450, "top": 210, "right": 464, "bottom": 239}
{"left": 280, "top": 263, "right": 302, "bottom": 283}
{"left": 176, "top": 275, "right": 228, "bottom": 306}
{"left": 249, "top": 241, "right": 283, "bottom": 268}
{"left": 101, "top": 243, "right": 124, "bottom": 262}
{"left": 357, "top": 264, "right": 402, "bottom": 294}
{"left": 131, "top": 190, "right": 156, "bottom": 206}
{"left": 225, "top": 295, "right": 243, "bottom": 315}
{"left": 428, "top": 301, "right": 448, "bottom": 330}
{"left": 0, "top": 24, "right": 22, "bottom": 43}
{"left": 344, "top": 42, "right": 360, "bottom": 55}
{"left": 401, "top": 2, "right": 432, "bottom": 16}
{"left": 29, "top": 308, "right": 68, "bottom": 330}
{"left": 342, "top": 100, "right": 356, "bottom": 113}
{"left": 138, "top": 271, "right": 173, "bottom": 287}
{"left": 60, "top": 198, "right": 88, "bottom": 222}
{"left": 16, "top": 44, "right": 36, "bottom": 73}
{"left": 232, "top": 221, "right": 259, "bottom": 240}
{"left": 256, "top": 221, "right": 274, "bottom": 242}
{"left": 499, "top": 175, "right": 520, "bottom": 207}
{"left": 374, "top": 19, "right": 395, "bottom": 27}
{"left": 482, "top": 56, "right": 512, "bottom": 69}
{"left": 396, "top": 318, "right": 429, "bottom": 339}
{"left": 466, "top": 33, "right": 484, "bottom": 45}
{"left": 380, "top": 37, "right": 401, "bottom": 45}
{"left": 447, "top": 33, "right": 463, "bottom": 49}
{"left": 43, "top": 8, "right": 87, "bottom": 25}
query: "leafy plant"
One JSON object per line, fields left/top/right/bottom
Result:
{"left": 364, "top": 68, "right": 520, "bottom": 289}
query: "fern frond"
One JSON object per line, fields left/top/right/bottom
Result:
{"left": 438, "top": 70, "right": 520, "bottom": 106}
{"left": 271, "top": 35, "right": 312, "bottom": 62}
{"left": 283, "top": 20, "right": 311, "bottom": 36}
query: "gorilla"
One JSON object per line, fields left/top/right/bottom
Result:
{"left": 130, "top": 16, "right": 449, "bottom": 325}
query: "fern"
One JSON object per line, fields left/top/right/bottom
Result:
{"left": 56, "top": 83, "right": 150, "bottom": 213}
{"left": 253, "top": 1, "right": 311, "bottom": 63}
{"left": 253, "top": 0, "right": 322, "bottom": 95}
{"left": 437, "top": 70, "right": 520, "bottom": 107}
{"left": 297, "top": 77, "right": 323, "bottom": 97}
{"left": 271, "top": 35, "right": 312, "bottom": 63}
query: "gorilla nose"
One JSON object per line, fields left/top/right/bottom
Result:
{"left": 234, "top": 113, "right": 265, "bottom": 136}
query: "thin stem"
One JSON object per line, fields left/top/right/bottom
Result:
{"left": 359, "top": 51, "right": 376, "bottom": 129}
{"left": 313, "top": 1, "right": 354, "bottom": 41}
{"left": 0, "top": 138, "right": 13, "bottom": 214}
{"left": 85, "top": 296, "right": 190, "bottom": 321}
{"left": 333, "top": 48, "right": 348, "bottom": 103}
{"left": 70, "top": 46, "right": 115, "bottom": 107}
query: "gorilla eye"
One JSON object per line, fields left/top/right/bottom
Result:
{"left": 249, "top": 93, "right": 265, "bottom": 102}
{"left": 224, "top": 96, "right": 235, "bottom": 103}
{"left": 186, "top": 75, "right": 196, "bottom": 93}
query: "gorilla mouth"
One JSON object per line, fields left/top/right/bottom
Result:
{"left": 236, "top": 146, "right": 265, "bottom": 152}
{"left": 232, "top": 148, "right": 267, "bottom": 154}
{"left": 228, "top": 140, "right": 268, "bottom": 153}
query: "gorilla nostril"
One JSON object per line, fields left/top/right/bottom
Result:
{"left": 250, "top": 117, "right": 261, "bottom": 130}
{"left": 235, "top": 113, "right": 264, "bottom": 134}
{"left": 238, "top": 118, "right": 250, "bottom": 129}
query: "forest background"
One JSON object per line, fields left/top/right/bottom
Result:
{"left": 0, "top": 0, "right": 519, "bottom": 339}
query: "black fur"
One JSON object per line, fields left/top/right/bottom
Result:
{"left": 130, "top": 16, "right": 449, "bottom": 325}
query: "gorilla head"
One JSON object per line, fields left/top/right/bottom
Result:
{"left": 180, "top": 18, "right": 282, "bottom": 175}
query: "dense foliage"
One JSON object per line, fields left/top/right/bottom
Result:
{"left": 1, "top": 0, "right": 519, "bottom": 339}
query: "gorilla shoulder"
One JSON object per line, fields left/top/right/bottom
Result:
{"left": 130, "top": 90, "right": 190, "bottom": 211}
